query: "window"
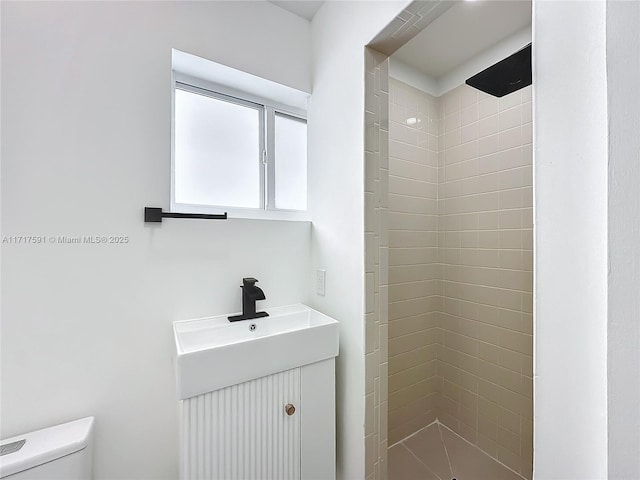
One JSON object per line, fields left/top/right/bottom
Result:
{"left": 274, "top": 113, "right": 307, "bottom": 210}
{"left": 172, "top": 74, "right": 308, "bottom": 217}
{"left": 174, "top": 86, "right": 262, "bottom": 209}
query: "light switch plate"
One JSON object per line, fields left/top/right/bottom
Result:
{"left": 316, "top": 269, "right": 326, "bottom": 296}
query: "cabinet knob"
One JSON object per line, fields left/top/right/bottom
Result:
{"left": 285, "top": 403, "right": 296, "bottom": 416}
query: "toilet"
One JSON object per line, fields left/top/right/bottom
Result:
{"left": 0, "top": 417, "right": 94, "bottom": 479}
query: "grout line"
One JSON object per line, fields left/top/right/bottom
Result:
{"left": 389, "top": 192, "right": 439, "bottom": 201}
{"left": 389, "top": 176, "right": 438, "bottom": 187}
{"left": 435, "top": 421, "right": 455, "bottom": 479}
{"left": 440, "top": 323, "right": 533, "bottom": 350}
{"left": 388, "top": 313, "right": 533, "bottom": 338}
{"left": 389, "top": 296, "right": 444, "bottom": 305}
{"left": 389, "top": 174, "right": 439, "bottom": 184}
{"left": 390, "top": 248, "right": 533, "bottom": 255}
{"left": 386, "top": 262, "right": 441, "bottom": 268}
{"left": 388, "top": 279, "right": 441, "bottom": 287}
{"left": 440, "top": 168, "right": 532, "bottom": 184}
{"left": 389, "top": 308, "right": 533, "bottom": 330}
{"left": 389, "top": 295, "right": 533, "bottom": 317}
{"left": 388, "top": 400, "right": 441, "bottom": 424}
{"left": 437, "top": 420, "right": 527, "bottom": 480}
{"left": 388, "top": 295, "right": 441, "bottom": 302}
{"left": 387, "top": 353, "right": 439, "bottom": 365}
{"left": 438, "top": 359, "right": 534, "bottom": 401}
{"left": 388, "top": 327, "right": 440, "bottom": 342}
{"left": 440, "top": 163, "right": 532, "bottom": 178}
{"left": 387, "top": 351, "right": 533, "bottom": 400}
{"left": 388, "top": 418, "right": 440, "bottom": 448}
{"left": 391, "top": 291, "right": 533, "bottom": 311}
{"left": 439, "top": 279, "right": 533, "bottom": 295}
{"left": 438, "top": 178, "right": 533, "bottom": 189}
{"left": 389, "top": 155, "right": 439, "bottom": 169}
{"left": 388, "top": 358, "right": 439, "bottom": 377}
{"left": 389, "top": 264, "right": 530, "bottom": 275}
{"left": 388, "top": 213, "right": 439, "bottom": 219}
{"left": 403, "top": 443, "right": 446, "bottom": 480}
{"left": 388, "top": 344, "right": 441, "bottom": 361}
{"left": 388, "top": 365, "right": 439, "bottom": 385}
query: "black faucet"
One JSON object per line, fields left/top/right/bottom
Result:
{"left": 228, "top": 278, "right": 269, "bottom": 322}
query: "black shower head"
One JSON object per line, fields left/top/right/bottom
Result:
{"left": 466, "top": 43, "right": 532, "bottom": 98}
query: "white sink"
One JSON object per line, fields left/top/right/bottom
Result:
{"left": 173, "top": 304, "right": 339, "bottom": 399}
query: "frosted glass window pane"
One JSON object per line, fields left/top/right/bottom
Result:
{"left": 274, "top": 113, "right": 307, "bottom": 211}
{"left": 174, "top": 89, "right": 261, "bottom": 208}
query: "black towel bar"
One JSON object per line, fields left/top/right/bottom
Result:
{"left": 144, "top": 207, "right": 227, "bottom": 223}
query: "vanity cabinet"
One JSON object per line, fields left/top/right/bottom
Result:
{"left": 180, "top": 358, "right": 335, "bottom": 480}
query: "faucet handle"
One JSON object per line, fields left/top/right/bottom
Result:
{"left": 242, "top": 277, "right": 259, "bottom": 286}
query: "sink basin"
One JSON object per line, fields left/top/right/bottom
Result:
{"left": 173, "top": 304, "right": 339, "bottom": 399}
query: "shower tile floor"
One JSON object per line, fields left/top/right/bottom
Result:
{"left": 388, "top": 422, "right": 524, "bottom": 480}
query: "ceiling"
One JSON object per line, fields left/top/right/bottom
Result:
{"left": 393, "top": 0, "right": 532, "bottom": 78}
{"left": 269, "top": 1, "right": 324, "bottom": 21}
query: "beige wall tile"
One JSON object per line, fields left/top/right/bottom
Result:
{"left": 389, "top": 158, "right": 429, "bottom": 181}
{"left": 461, "top": 103, "right": 478, "bottom": 126}
{"left": 386, "top": 79, "right": 532, "bottom": 479}
{"left": 479, "top": 97, "right": 499, "bottom": 119}
{"left": 444, "top": 90, "right": 460, "bottom": 115}
{"left": 499, "top": 127, "right": 522, "bottom": 150}
{"left": 461, "top": 122, "right": 478, "bottom": 143}
{"left": 460, "top": 85, "right": 478, "bottom": 108}
{"left": 459, "top": 140, "right": 479, "bottom": 162}
{"left": 522, "top": 101, "right": 532, "bottom": 124}
{"left": 443, "top": 379, "right": 460, "bottom": 401}
{"left": 389, "top": 328, "right": 441, "bottom": 356}
{"left": 479, "top": 114, "right": 499, "bottom": 138}
{"left": 478, "top": 433, "right": 500, "bottom": 458}
{"left": 389, "top": 344, "right": 440, "bottom": 375}
{"left": 499, "top": 105, "right": 522, "bottom": 131}
{"left": 479, "top": 133, "right": 500, "bottom": 156}
{"left": 499, "top": 91, "right": 521, "bottom": 111}
{"left": 498, "top": 446, "right": 522, "bottom": 473}
{"left": 389, "top": 360, "right": 438, "bottom": 393}
{"left": 479, "top": 414, "right": 498, "bottom": 442}
{"left": 498, "top": 407, "right": 521, "bottom": 435}
{"left": 388, "top": 409, "right": 439, "bottom": 446}
{"left": 389, "top": 313, "right": 437, "bottom": 337}
{"left": 389, "top": 263, "right": 441, "bottom": 283}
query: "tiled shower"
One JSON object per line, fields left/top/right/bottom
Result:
{"left": 387, "top": 78, "right": 533, "bottom": 478}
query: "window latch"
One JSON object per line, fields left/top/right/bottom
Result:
{"left": 262, "top": 149, "right": 267, "bottom": 165}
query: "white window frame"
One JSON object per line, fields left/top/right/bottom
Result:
{"left": 171, "top": 71, "right": 309, "bottom": 221}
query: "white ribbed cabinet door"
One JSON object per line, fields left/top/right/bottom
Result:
{"left": 182, "top": 368, "right": 301, "bottom": 480}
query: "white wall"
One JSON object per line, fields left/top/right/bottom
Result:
{"left": 388, "top": 57, "right": 439, "bottom": 96}
{"left": 533, "top": 1, "right": 609, "bottom": 478}
{"left": 307, "top": 2, "right": 409, "bottom": 478}
{"left": 389, "top": 26, "right": 532, "bottom": 98}
{"left": 0, "top": 2, "right": 311, "bottom": 478}
{"left": 437, "top": 26, "right": 531, "bottom": 97}
{"left": 606, "top": 1, "right": 640, "bottom": 478}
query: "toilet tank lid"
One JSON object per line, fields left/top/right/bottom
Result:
{"left": 0, "top": 416, "right": 94, "bottom": 478}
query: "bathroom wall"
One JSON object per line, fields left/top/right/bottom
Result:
{"left": 534, "top": 1, "right": 640, "bottom": 477}
{"left": 1, "top": 2, "right": 311, "bottom": 478}
{"left": 438, "top": 83, "right": 533, "bottom": 478}
{"left": 307, "top": 3, "right": 411, "bottom": 478}
{"left": 386, "top": 76, "right": 533, "bottom": 478}
{"left": 533, "top": 1, "right": 609, "bottom": 478}
{"left": 606, "top": 1, "right": 640, "bottom": 477}
{"left": 387, "top": 78, "right": 442, "bottom": 445}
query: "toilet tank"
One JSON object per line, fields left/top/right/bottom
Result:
{"left": 0, "top": 417, "right": 94, "bottom": 479}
